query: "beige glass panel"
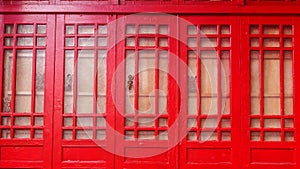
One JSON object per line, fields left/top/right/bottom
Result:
{"left": 263, "top": 25, "right": 279, "bottom": 35}
{"left": 200, "top": 38, "right": 217, "bottom": 47}
{"left": 66, "top": 25, "right": 75, "bottom": 34}
{"left": 5, "top": 24, "right": 14, "bottom": 34}
{"left": 250, "top": 59, "right": 260, "bottom": 96}
{"left": 221, "top": 57, "right": 230, "bottom": 97}
{"left": 77, "top": 50, "right": 94, "bottom": 114}
{"left": 2, "top": 50, "right": 12, "bottom": 112}
{"left": 37, "top": 24, "right": 46, "bottom": 34}
{"left": 138, "top": 131, "right": 155, "bottom": 140}
{"left": 201, "top": 97, "right": 217, "bottom": 115}
{"left": 98, "top": 37, "right": 107, "bottom": 47}
{"left": 221, "top": 131, "right": 231, "bottom": 141}
{"left": 188, "top": 118, "right": 197, "bottom": 128}
{"left": 158, "top": 131, "right": 168, "bottom": 140}
{"left": 263, "top": 38, "right": 280, "bottom": 47}
{"left": 126, "top": 25, "right": 136, "bottom": 34}
{"left": 284, "top": 58, "right": 293, "bottom": 96}
{"left": 284, "top": 38, "right": 292, "bottom": 47}
{"left": 250, "top": 38, "right": 259, "bottom": 47}
{"left": 97, "top": 117, "right": 106, "bottom": 127}
{"left": 4, "top": 37, "right": 13, "bottom": 46}
{"left": 64, "top": 50, "right": 74, "bottom": 113}
{"left": 285, "top": 132, "right": 294, "bottom": 142}
{"left": 34, "top": 129, "right": 43, "bottom": 139}
{"left": 285, "top": 119, "right": 294, "bottom": 128}
{"left": 98, "top": 25, "right": 108, "bottom": 34}
{"left": 63, "top": 130, "right": 72, "bottom": 140}
{"left": 284, "top": 98, "right": 293, "bottom": 115}
{"left": 283, "top": 26, "right": 292, "bottom": 35}
{"left": 201, "top": 118, "right": 218, "bottom": 128}
{"left": 138, "top": 25, "right": 155, "bottom": 34}
{"left": 187, "top": 25, "right": 197, "bottom": 35}
{"left": 138, "top": 117, "right": 155, "bottom": 127}
{"left": 264, "top": 131, "right": 281, "bottom": 141}
{"left": 34, "top": 117, "right": 44, "bottom": 126}
{"left": 14, "top": 129, "right": 30, "bottom": 138}
{"left": 187, "top": 131, "right": 197, "bottom": 141}
{"left": 14, "top": 116, "right": 31, "bottom": 126}
{"left": 250, "top": 98, "right": 260, "bottom": 115}
{"left": 221, "top": 25, "right": 230, "bottom": 34}
{"left": 97, "top": 50, "right": 107, "bottom": 93}
{"left": 251, "top": 118, "right": 260, "bottom": 128}
{"left": 76, "top": 130, "right": 92, "bottom": 139}
{"left": 264, "top": 97, "right": 280, "bottom": 115}
{"left": 158, "top": 96, "right": 167, "bottom": 115}
{"left": 65, "top": 38, "right": 74, "bottom": 47}
{"left": 78, "top": 38, "right": 94, "bottom": 47}
{"left": 222, "top": 97, "right": 230, "bottom": 115}
{"left": 221, "top": 118, "right": 231, "bottom": 128}
{"left": 201, "top": 59, "right": 217, "bottom": 96}
{"left": 200, "top": 50, "right": 217, "bottom": 59}
{"left": 35, "top": 50, "right": 45, "bottom": 113}
{"left": 158, "top": 118, "right": 168, "bottom": 127}
{"left": 200, "top": 25, "right": 217, "bottom": 35}
{"left": 125, "top": 130, "right": 134, "bottom": 140}
{"left": 264, "top": 50, "right": 279, "bottom": 59}
{"left": 138, "top": 96, "right": 155, "bottom": 114}
{"left": 15, "top": 50, "right": 32, "bottom": 112}
{"left": 17, "top": 37, "right": 33, "bottom": 46}
{"left": 17, "top": 24, "right": 34, "bottom": 34}
{"left": 188, "top": 96, "right": 197, "bottom": 115}
{"left": 159, "top": 25, "right": 168, "bottom": 35}
{"left": 138, "top": 50, "right": 155, "bottom": 95}
{"left": 159, "top": 38, "right": 168, "bottom": 47}
{"left": 37, "top": 37, "right": 46, "bottom": 46}
{"left": 159, "top": 53, "right": 168, "bottom": 95}
{"left": 78, "top": 25, "right": 94, "bottom": 34}
{"left": 188, "top": 38, "right": 197, "bottom": 48}
{"left": 264, "top": 59, "right": 280, "bottom": 96}
{"left": 139, "top": 38, "right": 155, "bottom": 47}
{"left": 200, "top": 131, "right": 218, "bottom": 141}
{"left": 77, "top": 117, "right": 93, "bottom": 127}
{"left": 96, "top": 130, "right": 106, "bottom": 140}
{"left": 221, "top": 38, "right": 230, "bottom": 47}
{"left": 264, "top": 119, "right": 281, "bottom": 128}
{"left": 63, "top": 117, "right": 72, "bottom": 127}
{"left": 251, "top": 131, "right": 260, "bottom": 141}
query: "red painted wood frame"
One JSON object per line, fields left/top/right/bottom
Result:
{"left": 114, "top": 14, "right": 178, "bottom": 169}
{"left": 0, "top": 13, "right": 299, "bottom": 169}
{"left": 53, "top": 14, "right": 115, "bottom": 169}
{"left": 179, "top": 16, "right": 240, "bottom": 169}
{"left": 0, "top": 14, "right": 55, "bottom": 169}
{"left": 240, "top": 16, "right": 300, "bottom": 169}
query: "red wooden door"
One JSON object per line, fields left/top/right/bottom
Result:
{"left": 178, "top": 16, "right": 240, "bottom": 169}
{"left": 240, "top": 16, "right": 300, "bottom": 169}
{"left": 0, "top": 14, "right": 55, "bottom": 169}
{"left": 53, "top": 14, "right": 115, "bottom": 169}
{"left": 114, "top": 14, "right": 178, "bottom": 169}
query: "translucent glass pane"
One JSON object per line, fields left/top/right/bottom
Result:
{"left": 98, "top": 37, "right": 107, "bottom": 46}
{"left": 188, "top": 96, "right": 197, "bottom": 115}
{"left": 221, "top": 25, "right": 230, "bottom": 34}
{"left": 284, "top": 58, "right": 293, "bottom": 96}
{"left": 2, "top": 50, "right": 12, "bottom": 112}
{"left": 138, "top": 96, "right": 155, "bottom": 114}
{"left": 14, "top": 129, "right": 30, "bottom": 138}
{"left": 264, "top": 131, "right": 281, "bottom": 141}
{"left": 4, "top": 37, "right": 13, "bottom": 46}
{"left": 200, "top": 25, "right": 217, "bottom": 35}
{"left": 14, "top": 116, "right": 31, "bottom": 126}
{"left": 138, "top": 131, "right": 155, "bottom": 140}
{"left": 201, "top": 59, "right": 217, "bottom": 96}
{"left": 250, "top": 38, "right": 259, "bottom": 47}
{"left": 221, "top": 131, "right": 231, "bottom": 141}
{"left": 64, "top": 51, "right": 74, "bottom": 113}
{"left": 138, "top": 50, "right": 155, "bottom": 96}
{"left": 77, "top": 117, "right": 93, "bottom": 127}
{"left": 187, "top": 25, "right": 197, "bottom": 35}
{"left": 65, "top": 38, "right": 74, "bottom": 47}
{"left": 159, "top": 25, "right": 168, "bottom": 35}
{"left": 126, "top": 25, "right": 135, "bottom": 34}
{"left": 17, "top": 25, "right": 34, "bottom": 34}
{"left": 63, "top": 130, "right": 73, "bottom": 140}
{"left": 125, "top": 51, "right": 135, "bottom": 114}
{"left": 78, "top": 38, "right": 94, "bottom": 46}
{"left": 264, "top": 59, "right": 280, "bottom": 96}
{"left": 264, "top": 97, "right": 280, "bottom": 115}
{"left": 139, "top": 25, "right": 155, "bottom": 34}
{"left": 78, "top": 25, "right": 94, "bottom": 34}
{"left": 34, "top": 117, "right": 44, "bottom": 126}
{"left": 98, "top": 25, "right": 108, "bottom": 34}
{"left": 250, "top": 98, "right": 260, "bottom": 115}
{"left": 159, "top": 55, "right": 168, "bottom": 95}
{"left": 200, "top": 38, "right": 217, "bottom": 47}
{"left": 63, "top": 117, "right": 73, "bottom": 127}
{"left": 251, "top": 118, "right": 260, "bottom": 128}
{"left": 263, "top": 38, "right": 280, "bottom": 47}
{"left": 37, "top": 24, "right": 46, "bottom": 34}
{"left": 221, "top": 57, "right": 230, "bottom": 96}
{"left": 65, "top": 25, "right": 75, "bottom": 34}
{"left": 77, "top": 96, "right": 93, "bottom": 114}
{"left": 37, "top": 37, "right": 46, "bottom": 46}
{"left": 263, "top": 25, "right": 279, "bottom": 35}
{"left": 77, "top": 50, "right": 94, "bottom": 93}
{"left": 96, "top": 130, "right": 106, "bottom": 140}
{"left": 76, "top": 130, "right": 92, "bottom": 139}
{"left": 15, "top": 50, "right": 32, "bottom": 112}
{"left": 35, "top": 50, "right": 45, "bottom": 112}
{"left": 264, "top": 119, "right": 281, "bottom": 128}
{"left": 250, "top": 58, "right": 260, "bottom": 96}
{"left": 283, "top": 26, "right": 292, "bottom": 35}
{"left": 139, "top": 38, "right": 155, "bottom": 47}
{"left": 34, "top": 130, "right": 43, "bottom": 139}
{"left": 17, "top": 37, "right": 33, "bottom": 46}
{"left": 138, "top": 118, "right": 155, "bottom": 127}
{"left": 5, "top": 24, "right": 14, "bottom": 34}
{"left": 201, "top": 97, "right": 217, "bottom": 115}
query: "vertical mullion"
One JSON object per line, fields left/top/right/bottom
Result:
{"left": 134, "top": 26, "right": 139, "bottom": 140}
{"left": 217, "top": 25, "right": 222, "bottom": 141}
{"left": 259, "top": 24, "right": 264, "bottom": 141}
{"left": 30, "top": 23, "right": 37, "bottom": 139}
{"left": 93, "top": 23, "right": 98, "bottom": 140}
{"left": 10, "top": 24, "right": 17, "bottom": 138}
{"left": 155, "top": 48, "right": 159, "bottom": 139}
{"left": 72, "top": 24, "right": 78, "bottom": 140}
{"left": 197, "top": 24, "right": 201, "bottom": 140}
{"left": 279, "top": 25, "right": 285, "bottom": 142}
